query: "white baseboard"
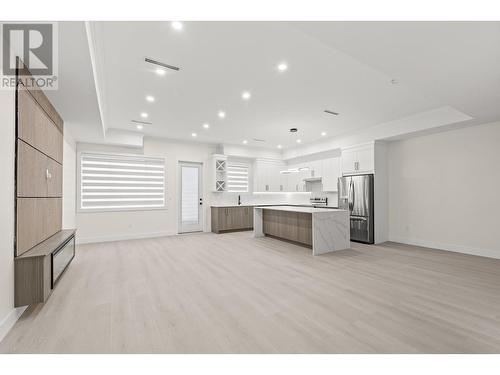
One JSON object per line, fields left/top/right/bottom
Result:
{"left": 76, "top": 231, "right": 177, "bottom": 244}
{"left": 389, "top": 236, "right": 500, "bottom": 260}
{"left": 0, "top": 306, "right": 27, "bottom": 343}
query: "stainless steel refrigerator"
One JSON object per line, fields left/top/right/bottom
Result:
{"left": 338, "top": 174, "right": 374, "bottom": 244}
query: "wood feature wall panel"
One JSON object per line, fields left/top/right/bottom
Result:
{"left": 13, "top": 59, "right": 70, "bottom": 307}
{"left": 18, "top": 87, "right": 63, "bottom": 163}
{"left": 46, "top": 157, "right": 62, "bottom": 197}
{"left": 16, "top": 198, "right": 62, "bottom": 256}
{"left": 17, "top": 140, "right": 62, "bottom": 197}
{"left": 17, "top": 140, "right": 47, "bottom": 197}
{"left": 16, "top": 63, "right": 64, "bottom": 132}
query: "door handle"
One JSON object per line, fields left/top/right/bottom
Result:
{"left": 199, "top": 198, "right": 203, "bottom": 206}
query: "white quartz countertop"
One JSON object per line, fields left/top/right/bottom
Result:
{"left": 211, "top": 204, "right": 339, "bottom": 208}
{"left": 254, "top": 205, "right": 347, "bottom": 214}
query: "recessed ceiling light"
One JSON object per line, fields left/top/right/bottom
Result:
{"left": 191, "top": 132, "right": 197, "bottom": 137}
{"left": 243, "top": 140, "right": 248, "bottom": 144}
{"left": 171, "top": 21, "right": 183, "bottom": 31}
{"left": 218, "top": 111, "right": 226, "bottom": 118}
{"left": 136, "top": 124, "right": 143, "bottom": 130}
{"left": 321, "top": 131, "right": 327, "bottom": 136}
{"left": 277, "top": 62, "right": 288, "bottom": 72}
{"left": 140, "top": 112, "right": 148, "bottom": 119}
{"left": 391, "top": 79, "right": 399, "bottom": 84}
{"left": 146, "top": 95, "right": 155, "bottom": 102}
{"left": 296, "top": 139, "right": 302, "bottom": 144}
{"left": 242, "top": 91, "right": 251, "bottom": 100}
{"left": 202, "top": 123, "right": 210, "bottom": 129}
{"left": 155, "top": 68, "right": 166, "bottom": 76}
{"left": 277, "top": 145, "right": 282, "bottom": 149}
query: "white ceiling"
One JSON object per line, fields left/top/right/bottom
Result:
{"left": 54, "top": 21, "right": 500, "bottom": 150}
{"left": 45, "top": 22, "right": 103, "bottom": 144}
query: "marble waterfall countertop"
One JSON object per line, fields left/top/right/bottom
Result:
{"left": 253, "top": 206, "right": 350, "bottom": 256}
{"left": 253, "top": 205, "right": 343, "bottom": 214}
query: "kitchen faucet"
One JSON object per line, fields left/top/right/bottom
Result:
{"left": 238, "top": 195, "right": 241, "bottom": 205}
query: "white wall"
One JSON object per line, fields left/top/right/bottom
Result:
{"left": 223, "top": 143, "right": 283, "bottom": 160}
{"left": 76, "top": 138, "right": 216, "bottom": 243}
{"left": 62, "top": 130, "right": 77, "bottom": 229}
{"left": 388, "top": 120, "right": 500, "bottom": 258}
{"left": 0, "top": 82, "right": 26, "bottom": 342}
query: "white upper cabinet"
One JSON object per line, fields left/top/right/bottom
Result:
{"left": 253, "top": 159, "right": 286, "bottom": 192}
{"left": 321, "top": 157, "right": 340, "bottom": 192}
{"left": 341, "top": 143, "right": 375, "bottom": 175}
{"left": 309, "top": 160, "right": 323, "bottom": 178}
{"left": 210, "top": 154, "right": 228, "bottom": 192}
{"left": 279, "top": 171, "right": 288, "bottom": 192}
{"left": 253, "top": 157, "right": 342, "bottom": 193}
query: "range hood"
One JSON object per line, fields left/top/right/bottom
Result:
{"left": 303, "top": 177, "right": 322, "bottom": 182}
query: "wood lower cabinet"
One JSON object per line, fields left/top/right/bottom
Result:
{"left": 263, "top": 209, "right": 312, "bottom": 246}
{"left": 211, "top": 206, "right": 254, "bottom": 233}
{"left": 15, "top": 230, "right": 75, "bottom": 307}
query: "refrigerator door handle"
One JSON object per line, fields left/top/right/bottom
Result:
{"left": 350, "top": 216, "right": 367, "bottom": 221}
{"left": 348, "top": 179, "right": 354, "bottom": 212}
{"left": 352, "top": 180, "right": 355, "bottom": 211}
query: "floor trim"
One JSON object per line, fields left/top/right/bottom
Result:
{"left": 76, "top": 231, "right": 177, "bottom": 244}
{"left": 0, "top": 306, "right": 27, "bottom": 343}
{"left": 389, "top": 236, "right": 500, "bottom": 259}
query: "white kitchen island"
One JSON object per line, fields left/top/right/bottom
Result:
{"left": 254, "top": 206, "right": 350, "bottom": 255}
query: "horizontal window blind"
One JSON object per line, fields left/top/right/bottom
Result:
{"left": 80, "top": 152, "right": 165, "bottom": 210}
{"left": 227, "top": 162, "right": 249, "bottom": 192}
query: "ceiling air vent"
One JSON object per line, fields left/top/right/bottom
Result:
{"left": 145, "top": 57, "right": 180, "bottom": 71}
{"left": 131, "top": 119, "right": 153, "bottom": 125}
{"left": 324, "top": 110, "right": 339, "bottom": 115}
{"left": 252, "top": 138, "right": 266, "bottom": 143}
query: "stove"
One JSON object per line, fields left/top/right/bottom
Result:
{"left": 309, "top": 197, "right": 328, "bottom": 207}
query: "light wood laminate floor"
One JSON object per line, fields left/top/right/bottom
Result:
{"left": 2, "top": 232, "right": 500, "bottom": 353}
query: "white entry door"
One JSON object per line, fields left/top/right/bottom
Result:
{"left": 179, "top": 162, "right": 203, "bottom": 233}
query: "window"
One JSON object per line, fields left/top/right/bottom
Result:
{"left": 79, "top": 152, "right": 165, "bottom": 211}
{"left": 227, "top": 162, "right": 249, "bottom": 192}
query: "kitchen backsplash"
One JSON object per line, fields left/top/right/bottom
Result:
{"left": 210, "top": 192, "right": 338, "bottom": 207}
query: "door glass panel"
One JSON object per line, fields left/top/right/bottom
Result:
{"left": 181, "top": 166, "right": 199, "bottom": 225}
